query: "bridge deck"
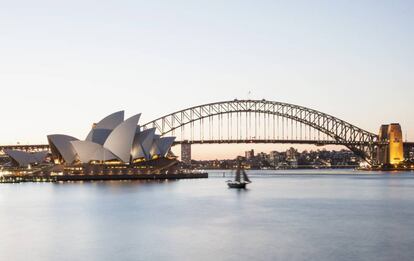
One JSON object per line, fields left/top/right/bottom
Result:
{"left": 0, "top": 141, "right": 413, "bottom": 152}
{"left": 173, "top": 139, "right": 377, "bottom": 146}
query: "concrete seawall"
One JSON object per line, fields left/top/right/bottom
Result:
{"left": 57, "top": 172, "right": 208, "bottom": 181}
{"left": 0, "top": 172, "right": 208, "bottom": 183}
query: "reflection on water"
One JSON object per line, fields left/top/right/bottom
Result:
{"left": 1, "top": 170, "right": 414, "bottom": 261}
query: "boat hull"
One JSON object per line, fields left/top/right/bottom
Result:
{"left": 227, "top": 182, "right": 248, "bottom": 189}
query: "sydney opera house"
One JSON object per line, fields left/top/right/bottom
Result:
{"left": 3, "top": 111, "right": 177, "bottom": 176}
{"left": 46, "top": 111, "right": 177, "bottom": 175}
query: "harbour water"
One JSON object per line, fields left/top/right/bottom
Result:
{"left": 1, "top": 169, "right": 414, "bottom": 261}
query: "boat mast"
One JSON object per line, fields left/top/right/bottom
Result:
{"left": 235, "top": 168, "right": 241, "bottom": 182}
{"left": 235, "top": 160, "right": 241, "bottom": 182}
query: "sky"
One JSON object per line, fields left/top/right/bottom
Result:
{"left": 0, "top": 0, "right": 413, "bottom": 159}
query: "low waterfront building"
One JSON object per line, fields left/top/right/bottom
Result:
{"left": 3, "top": 149, "right": 48, "bottom": 167}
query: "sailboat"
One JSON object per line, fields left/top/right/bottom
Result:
{"left": 227, "top": 162, "right": 251, "bottom": 189}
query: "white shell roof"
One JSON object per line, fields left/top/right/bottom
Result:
{"left": 85, "top": 111, "right": 124, "bottom": 141}
{"left": 149, "top": 135, "right": 161, "bottom": 156}
{"left": 4, "top": 149, "right": 47, "bottom": 167}
{"left": 87, "top": 129, "right": 113, "bottom": 145}
{"left": 131, "top": 128, "right": 156, "bottom": 160}
{"left": 33, "top": 151, "right": 49, "bottom": 162}
{"left": 104, "top": 114, "right": 141, "bottom": 163}
{"left": 47, "top": 134, "right": 79, "bottom": 164}
{"left": 95, "top": 111, "right": 125, "bottom": 129}
{"left": 71, "top": 141, "right": 118, "bottom": 163}
{"left": 4, "top": 149, "right": 32, "bottom": 166}
{"left": 157, "top": 137, "right": 176, "bottom": 157}
{"left": 149, "top": 135, "right": 176, "bottom": 158}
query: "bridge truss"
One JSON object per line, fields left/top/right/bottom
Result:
{"left": 142, "top": 99, "right": 380, "bottom": 164}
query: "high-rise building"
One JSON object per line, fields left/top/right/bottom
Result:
{"left": 245, "top": 149, "right": 254, "bottom": 160}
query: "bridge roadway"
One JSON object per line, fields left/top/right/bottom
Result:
{"left": 173, "top": 139, "right": 379, "bottom": 146}
{"left": 0, "top": 141, "right": 413, "bottom": 153}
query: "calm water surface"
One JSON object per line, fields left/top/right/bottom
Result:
{"left": 1, "top": 170, "right": 414, "bottom": 261}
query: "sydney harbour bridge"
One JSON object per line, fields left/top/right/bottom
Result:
{"left": 1, "top": 99, "right": 413, "bottom": 166}
{"left": 141, "top": 99, "right": 411, "bottom": 166}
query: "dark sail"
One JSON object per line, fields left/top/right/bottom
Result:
{"left": 227, "top": 160, "right": 251, "bottom": 189}
{"left": 235, "top": 169, "right": 241, "bottom": 182}
{"left": 242, "top": 170, "right": 251, "bottom": 183}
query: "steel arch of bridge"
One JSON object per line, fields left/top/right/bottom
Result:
{"left": 142, "top": 99, "right": 379, "bottom": 163}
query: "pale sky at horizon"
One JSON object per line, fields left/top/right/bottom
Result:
{"left": 0, "top": 0, "right": 413, "bottom": 159}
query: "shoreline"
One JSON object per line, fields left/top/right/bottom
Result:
{"left": 0, "top": 172, "right": 208, "bottom": 183}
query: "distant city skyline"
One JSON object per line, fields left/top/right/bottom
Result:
{"left": 1, "top": 1, "right": 413, "bottom": 160}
